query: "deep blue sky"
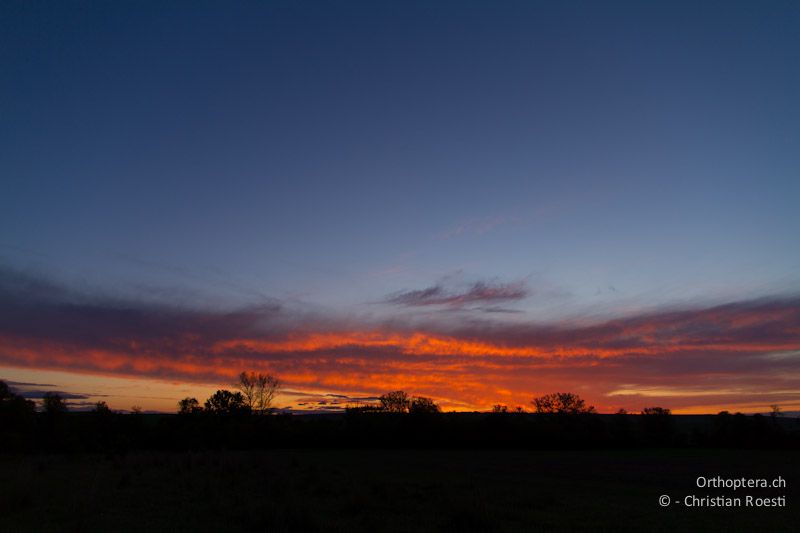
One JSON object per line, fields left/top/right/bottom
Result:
{"left": 2, "top": 1, "right": 799, "bottom": 320}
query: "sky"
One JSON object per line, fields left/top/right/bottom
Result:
{"left": 1, "top": 1, "right": 799, "bottom": 413}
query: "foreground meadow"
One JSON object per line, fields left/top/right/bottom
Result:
{"left": 2, "top": 448, "right": 796, "bottom": 532}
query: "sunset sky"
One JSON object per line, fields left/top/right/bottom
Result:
{"left": 2, "top": 1, "right": 799, "bottom": 413}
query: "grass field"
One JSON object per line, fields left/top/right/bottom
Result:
{"left": 2, "top": 449, "right": 796, "bottom": 532}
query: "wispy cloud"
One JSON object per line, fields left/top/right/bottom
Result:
{"left": 14, "top": 389, "right": 95, "bottom": 400}
{"left": 5, "top": 380, "right": 110, "bottom": 401}
{"left": 5, "top": 380, "right": 57, "bottom": 388}
{"left": 281, "top": 389, "right": 381, "bottom": 412}
{"left": 384, "top": 280, "right": 528, "bottom": 309}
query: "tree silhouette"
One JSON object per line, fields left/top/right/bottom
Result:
{"left": 204, "top": 390, "right": 250, "bottom": 415}
{"left": 379, "top": 391, "right": 411, "bottom": 413}
{"left": 42, "top": 392, "right": 68, "bottom": 415}
{"left": 0, "top": 380, "right": 11, "bottom": 402}
{"left": 178, "top": 397, "right": 202, "bottom": 415}
{"left": 0, "top": 380, "right": 36, "bottom": 421}
{"left": 410, "top": 396, "right": 440, "bottom": 414}
{"left": 532, "top": 392, "right": 595, "bottom": 414}
{"left": 236, "top": 371, "right": 280, "bottom": 414}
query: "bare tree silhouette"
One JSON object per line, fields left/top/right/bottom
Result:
{"left": 236, "top": 372, "right": 281, "bottom": 414}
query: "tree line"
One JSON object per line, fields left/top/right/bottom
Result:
{"left": 2, "top": 376, "right": 798, "bottom": 453}
{"left": 178, "top": 372, "right": 281, "bottom": 415}
{"left": 1, "top": 376, "right": 786, "bottom": 421}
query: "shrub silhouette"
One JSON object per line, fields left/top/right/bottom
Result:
{"left": 93, "top": 401, "right": 112, "bottom": 414}
{"left": 641, "top": 407, "right": 671, "bottom": 416}
{"left": 409, "top": 396, "right": 441, "bottom": 415}
{"left": 640, "top": 406, "right": 674, "bottom": 445}
{"left": 344, "top": 401, "right": 383, "bottom": 414}
{"left": 532, "top": 392, "right": 595, "bottom": 414}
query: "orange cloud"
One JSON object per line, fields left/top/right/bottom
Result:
{"left": 1, "top": 268, "right": 798, "bottom": 413}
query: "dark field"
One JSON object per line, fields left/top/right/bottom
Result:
{"left": 2, "top": 448, "right": 796, "bottom": 532}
